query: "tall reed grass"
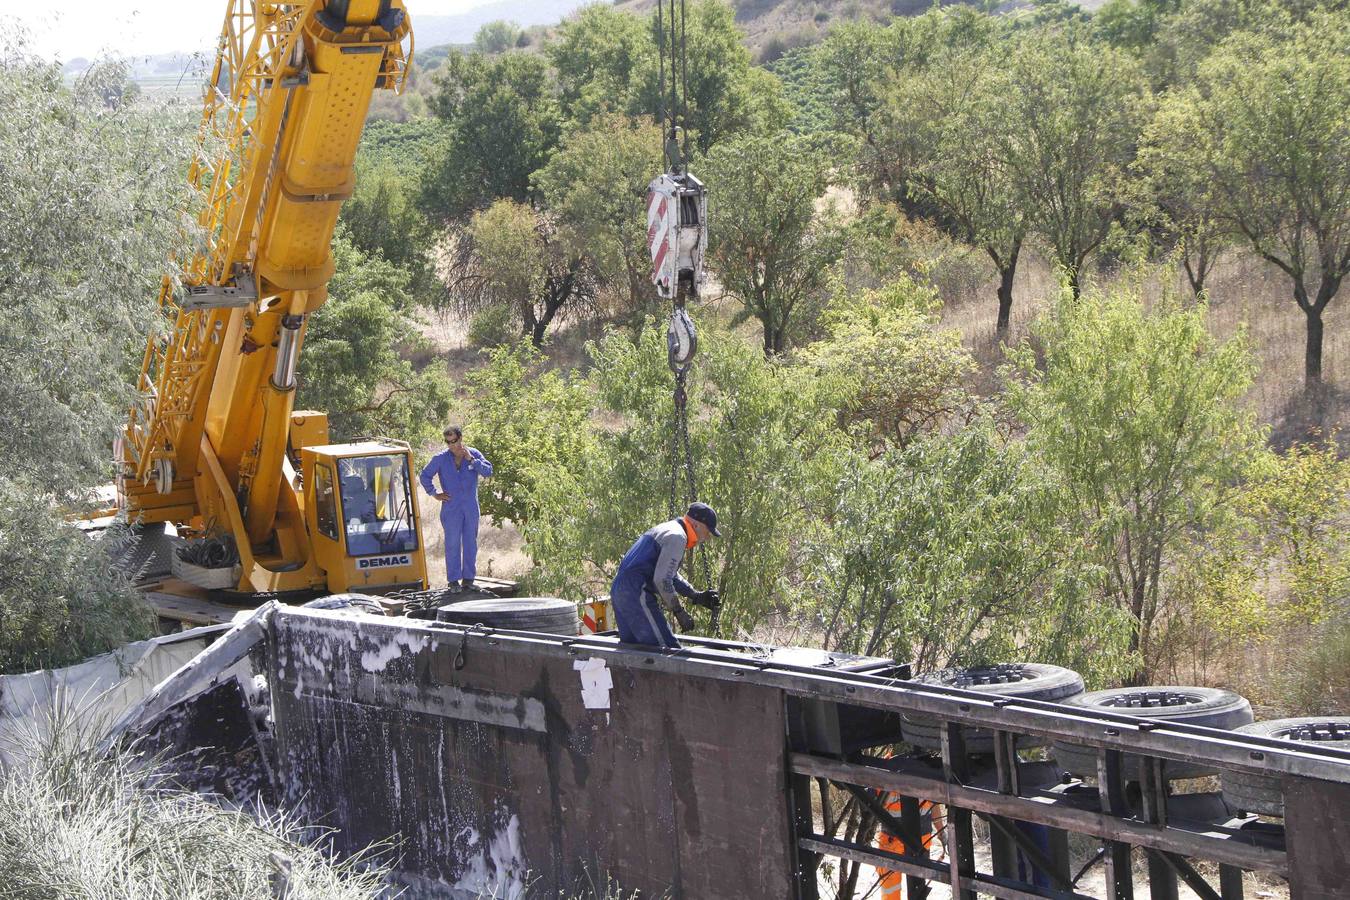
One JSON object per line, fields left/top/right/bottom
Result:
{"left": 0, "top": 704, "right": 392, "bottom": 900}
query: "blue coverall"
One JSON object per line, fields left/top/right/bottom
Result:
{"left": 610, "top": 518, "right": 698, "bottom": 648}
{"left": 419, "top": 447, "right": 493, "bottom": 584}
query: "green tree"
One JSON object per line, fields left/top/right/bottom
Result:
{"left": 837, "top": 11, "right": 997, "bottom": 209}
{"left": 340, "top": 154, "right": 438, "bottom": 304}
{"left": 298, "top": 231, "right": 452, "bottom": 447}
{"left": 0, "top": 52, "right": 194, "bottom": 497}
{"left": 1146, "top": 15, "right": 1350, "bottom": 388}
{"left": 473, "top": 19, "right": 522, "bottom": 55}
{"left": 422, "top": 51, "right": 560, "bottom": 219}
{"left": 466, "top": 342, "right": 596, "bottom": 528}
{"left": 445, "top": 199, "right": 595, "bottom": 346}
{"left": 1131, "top": 125, "right": 1232, "bottom": 297}
{"left": 1007, "top": 282, "right": 1263, "bottom": 681}
{"left": 994, "top": 29, "right": 1150, "bottom": 296}
{"left": 817, "top": 21, "right": 894, "bottom": 144}
{"left": 881, "top": 40, "right": 1029, "bottom": 333}
{"left": 547, "top": 0, "right": 787, "bottom": 149}
{"left": 533, "top": 114, "right": 665, "bottom": 321}
{"left": 704, "top": 131, "right": 847, "bottom": 355}
{"left": 649, "top": 0, "right": 789, "bottom": 153}
{"left": 547, "top": 4, "right": 654, "bottom": 127}
{"left": 1092, "top": 0, "right": 1177, "bottom": 54}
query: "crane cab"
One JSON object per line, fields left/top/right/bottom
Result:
{"left": 301, "top": 440, "right": 428, "bottom": 593}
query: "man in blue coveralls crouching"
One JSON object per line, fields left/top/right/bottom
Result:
{"left": 419, "top": 424, "right": 493, "bottom": 591}
{"left": 611, "top": 502, "right": 722, "bottom": 648}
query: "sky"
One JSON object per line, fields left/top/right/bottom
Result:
{"left": 3, "top": 0, "right": 493, "bottom": 62}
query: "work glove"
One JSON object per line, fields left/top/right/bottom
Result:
{"left": 690, "top": 589, "right": 721, "bottom": 611}
{"left": 673, "top": 607, "right": 696, "bottom": 632}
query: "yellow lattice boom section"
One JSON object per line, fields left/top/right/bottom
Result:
{"left": 120, "top": 0, "right": 412, "bottom": 585}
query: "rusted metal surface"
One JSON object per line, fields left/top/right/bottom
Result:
{"left": 1283, "top": 777, "right": 1350, "bottom": 900}
{"left": 268, "top": 609, "right": 797, "bottom": 898}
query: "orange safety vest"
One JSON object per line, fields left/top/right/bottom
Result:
{"left": 877, "top": 793, "right": 946, "bottom": 900}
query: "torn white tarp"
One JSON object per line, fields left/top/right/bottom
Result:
{"left": 0, "top": 622, "right": 229, "bottom": 767}
{"left": 573, "top": 657, "right": 613, "bottom": 710}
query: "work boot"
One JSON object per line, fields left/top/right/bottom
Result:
{"left": 446, "top": 582, "right": 462, "bottom": 595}
{"left": 461, "top": 578, "right": 474, "bottom": 591}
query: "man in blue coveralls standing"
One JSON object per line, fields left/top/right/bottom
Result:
{"left": 419, "top": 425, "right": 494, "bottom": 591}
{"left": 610, "top": 502, "right": 722, "bottom": 648}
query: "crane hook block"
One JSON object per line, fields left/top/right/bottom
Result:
{"left": 647, "top": 171, "right": 707, "bottom": 301}
{"left": 668, "top": 307, "right": 698, "bottom": 373}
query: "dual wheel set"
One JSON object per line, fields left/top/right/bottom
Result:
{"left": 901, "top": 662, "right": 1350, "bottom": 817}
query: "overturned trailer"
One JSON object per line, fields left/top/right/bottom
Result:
{"left": 116, "top": 605, "right": 1350, "bottom": 899}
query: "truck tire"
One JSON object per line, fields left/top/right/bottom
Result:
{"left": 901, "top": 663, "right": 1085, "bottom": 754}
{"left": 1051, "top": 686, "right": 1253, "bottom": 781}
{"left": 1221, "top": 717, "right": 1350, "bottom": 817}
{"left": 437, "top": 598, "right": 579, "bottom": 636}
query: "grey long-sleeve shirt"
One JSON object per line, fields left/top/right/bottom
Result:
{"left": 611, "top": 518, "right": 698, "bottom": 612}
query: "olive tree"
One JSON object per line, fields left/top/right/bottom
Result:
{"left": 1145, "top": 14, "right": 1350, "bottom": 388}
{"left": 0, "top": 46, "right": 188, "bottom": 670}
{"left": 442, "top": 199, "right": 596, "bottom": 347}
{"left": 1007, "top": 282, "right": 1263, "bottom": 681}
{"left": 704, "top": 131, "right": 847, "bottom": 355}
{"left": 0, "top": 49, "right": 194, "bottom": 497}
{"left": 995, "top": 29, "right": 1150, "bottom": 296}
{"left": 533, "top": 114, "right": 665, "bottom": 322}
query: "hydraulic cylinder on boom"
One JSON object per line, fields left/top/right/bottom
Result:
{"left": 119, "top": 0, "right": 427, "bottom": 597}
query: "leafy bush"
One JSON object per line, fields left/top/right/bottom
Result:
{"left": 0, "top": 481, "right": 155, "bottom": 675}
{"left": 468, "top": 342, "right": 596, "bottom": 529}
{"left": 802, "top": 418, "right": 1133, "bottom": 683}
{"left": 1275, "top": 616, "right": 1350, "bottom": 716}
{"left": 468, "top": 304, "right": 518, "bottom": 349}
{"left": 805, "top": 275, "right": 975, "bottom": 454}
{"left": 464, "top": 322, "right": 837, "bottom": 633}
{"left": 1007, "top": 281, "right": 1263, "bottom": 681}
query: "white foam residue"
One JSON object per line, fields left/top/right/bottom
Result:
{"left": 359, "top": 630, "right": 430, "bottom": 673}
{"left": 452, "top": 811, "right": 528, "bottom": 899}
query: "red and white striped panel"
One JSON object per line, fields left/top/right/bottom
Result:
{"left": 646, "top": 189, "right": 670, "bottom": 287}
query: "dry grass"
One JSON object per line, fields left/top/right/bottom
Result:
{"left": 0, "top": 705, "right": 391, "bottom": 899}
{"left": 937, "top": 249, "right": 1350, "bottom": 451}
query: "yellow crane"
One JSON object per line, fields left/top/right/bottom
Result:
{"left": 119, "top": 0, "right": 427, "bottom": 596}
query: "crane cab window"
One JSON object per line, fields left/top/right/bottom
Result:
{"left": 314, "top": 465, "right": 339, "bottom": 540}
{"left": 337, "top": 454, "right": 418, "bottom": 557}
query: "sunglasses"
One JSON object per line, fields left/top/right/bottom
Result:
{"left": 444, "top": 435, "right": 460, "bottom": 443}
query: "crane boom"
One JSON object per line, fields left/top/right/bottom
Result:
{"left": 120, "top": 0, "right": 427, "bottom": 596}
